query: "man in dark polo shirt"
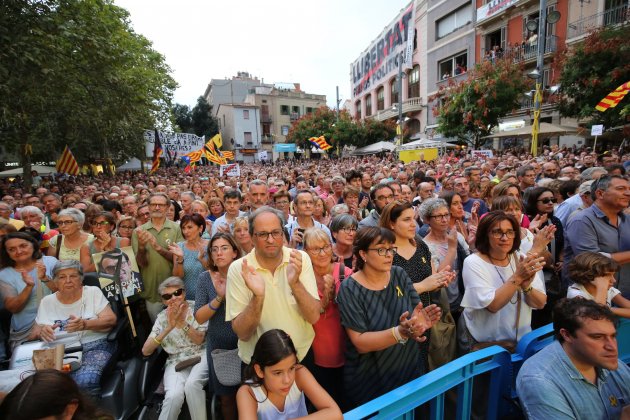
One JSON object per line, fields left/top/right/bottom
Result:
{"left": 564, "top": 175, "right": 630, "bottom": 297}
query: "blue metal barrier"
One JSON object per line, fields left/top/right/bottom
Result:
{"left": 617, "top": 318, "right": 630, "bottom": 365}
{"left": 344, "top": 319, "right": 630, "bottom": 420}
{"left": 343, "top": 346, "right": 512, "bottom": 420}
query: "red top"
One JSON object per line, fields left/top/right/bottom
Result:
{"left": 312, "top": 262, "right": 352, "bottom": 368}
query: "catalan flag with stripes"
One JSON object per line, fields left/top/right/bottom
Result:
{"left": 309, "top": 136, "right": 332, "bottom": 151}
{"left": 150, "top": 129, "right": 163, "bottom": 173}
{"left": 56, "top": 145, "right": 80, "bottom": 175}
{"left": 207, "top": 152, "right": 226, "bottom": 165}
{"left": 222, "top": 151, "right": 235, "bottom": 161}
{"left": 183, "top": 149, "right": 203, "bottom": 163}
{"left": 595, "top": 81, "right": 630, "bottom": 112}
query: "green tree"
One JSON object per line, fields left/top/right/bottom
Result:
{"left": 172, "top": 103, "right": 194, "bottom": 133}
{"left": 430, "top": 57, "right": 529, "bottom": 149}
{"left": 287, "top": 106, "right": 394, "bottom": 153}
{"left": 191, "top": 96, "right": 219, "bottom": 139}
{"left": 555, "top": 24, "right": 630, "bottom": 128}
{"left": 0, "top": 0, "right": 176, "bottom": 188}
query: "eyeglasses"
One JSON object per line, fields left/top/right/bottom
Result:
{"left": 161, "top": 288, "right": 184, "bottom": 301}
{"left": 490, "top": 229, "right": 516, "bottom": 239}
{"left": 339, "top": 227, "right": 357, "bottom": 234}
{"left": 138, "top": 212, "right": 150, "bottom": 218}
{"left": 118, "top": 224, "right": 134, "bottom": 230}
{"left": 90, "top": 221, "right": 110, "bottom": 227}
{"left": 57, "top": 220, "right": 76, "bottom": 226}
{"left": 253, "top": 230, "right": 284, "bottom": 240}
{"left": 430, "top": 213, "right": 451, "bottom": 220}
{"left": 211, "top": 245, "right": 232, "bottom": 254}
{"left": 537, "top": 197, "right": 557, "bottom": 204}
{"left": 305, "top": 244, "right": 332, "bottom": 255}
{"left": 368, "top": 247, "right": 398, "bottom": 256}
{"left": 275, "top": 200, "right": 290, "bottom": 205}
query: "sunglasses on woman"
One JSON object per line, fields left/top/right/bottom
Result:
{"left": 537, "top": 197, "right": 557, "bottom": 204}
{"left": 161, "top": 288, "right": 184, "bottom": 301}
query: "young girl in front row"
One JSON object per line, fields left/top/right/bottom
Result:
{"left": 566, "top": 251, "right": 630, "bottom": 318}
{"left": 236, "top": 329, "right": 342, "bottom": 420}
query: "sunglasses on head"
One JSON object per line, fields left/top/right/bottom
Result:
{"left": 161, "top": 288, "right": 184, "bottom": 301}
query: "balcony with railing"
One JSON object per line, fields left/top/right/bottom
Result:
{"left": 369, "top": 97, "right": 424, "bottom": 122}
{"left": 478, "top": 35, "right": 559, "bottom": 66}
{"left": 567, "top": 4, "right": 629, "bottom": 40}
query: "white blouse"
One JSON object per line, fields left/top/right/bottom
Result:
{"left": 461, "top": 253, "right": 545, "bottom": 342}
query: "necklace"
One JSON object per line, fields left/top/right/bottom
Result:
{"left": 488, "top": 254, "right": 518, "bottom": 304}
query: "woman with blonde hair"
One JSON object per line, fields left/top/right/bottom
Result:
{"left": 232, "top": 216, "right": 253, "bottom": 254}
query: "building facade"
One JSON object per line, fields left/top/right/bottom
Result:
{"left": 244, "top": 84, "right": 326, "bottom": 161}
{"left": 215, "top": 104, "right": 261, "bottom": 163}
{"left": 204, "top": 72, "right": 271, "bottom": 117}
{"left": 426, "top": 0, "right": 476, "bottom": 136}
{"left": 351, "top": 0, "right": 629, "bottom": 150}
{"left": 350, "top": 1, "right": 428, "bottom": 137}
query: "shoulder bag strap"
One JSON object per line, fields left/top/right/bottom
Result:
{"left": 338, "top": 260, "right": 346, "bottom": 282}
{"left": 55, "top": 234, "right": 63, "bottom": 260}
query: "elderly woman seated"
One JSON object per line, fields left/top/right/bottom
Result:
{"left": 31, "top": 260, "right": 117, "bottom": 395}
{"left": 142, "top": 277, "right": 208, "bottom": 420}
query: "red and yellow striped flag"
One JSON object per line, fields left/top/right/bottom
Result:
{"left": 56, "top": 145, "right": 80, "bottom": 175}
{"left": 183, "top": 149, "right": 203, "bottom": 163}
{"left": 309, "top": 136, "right": 332, "bottom": 151}
{"left": 222, "top": 151, "right": 235, "bottom": 161}
{"left": 595, "top": 81, "right": 630, "bottom": 112}
{"left": 206, "top": 151, "right": 226, "bottom": 165}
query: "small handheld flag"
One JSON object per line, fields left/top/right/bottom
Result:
{"left": 56, "top": 145, "right": 80, "bottom": 176}
{"left": 595, "top": 81, "right": 630, "bottom": 112}
{"left": 222, "top": 151, "right": 235, "bottom": 161}
{"left": 309, "top": 136, "right": 332, "bottom": 151}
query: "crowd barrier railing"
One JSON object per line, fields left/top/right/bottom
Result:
{"left": 344, "top": 319, "right": 630, "bottom": 419}
{"left": 343, "top": 346, "right": 512, "bottom": 420}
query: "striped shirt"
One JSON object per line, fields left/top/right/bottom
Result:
{"left": 337, "top": 266, "right": 424, "bottom": 408}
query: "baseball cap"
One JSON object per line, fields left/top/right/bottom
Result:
{"left": 578, "top": 180, "right": 594, "bottom": 195}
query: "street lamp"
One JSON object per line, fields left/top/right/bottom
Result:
{"left": 527, "top": 2, "right": 561, "bottom": 156}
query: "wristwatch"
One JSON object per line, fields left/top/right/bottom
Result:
{"left": 182, "top": 323, "right": 191, "bottom": 332}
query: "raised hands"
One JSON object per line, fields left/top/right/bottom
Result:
{"left": 531, "top": 224, "right": 556, "bottom": 252}
{"left": 529, "top": 213, "right": 548, "bottom": 232}
{"left": 398, "top": 302, "right": 441, "bottom": 342}
{"left": 287, "top": 250, "right": 303, "bottom": 286}
{"left": 242, "top": 259, "right": 265, "bottom": 297}
{"left": 36, "top": 259, "right": 46, "bottom": 281}
{"left": 18, "top": 269, "right": 35, "bottom": 287}
{"left": 515, "top": 252, "right": 546, "bottom": 287}
{"left": 212, "top": 271, "right": 227, "bottom": 299}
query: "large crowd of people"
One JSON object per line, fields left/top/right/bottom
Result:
{"left": 0, "top": 144, "right": 629, "bottom": 418}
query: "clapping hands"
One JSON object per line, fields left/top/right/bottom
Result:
{"left": 398, "top": 302, "right": 441, "bottom": 342}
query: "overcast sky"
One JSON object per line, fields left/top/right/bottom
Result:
{"left": 114, "top": 0, "right": 410, "bottom": 109}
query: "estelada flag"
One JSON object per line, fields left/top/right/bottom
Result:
{"left": 183, "top": 149, "right": 203, "bottom": 163}
{"left": 595, "top": 81, "right": 630, "bottom": 112}
{"left": 209, "top": 133, "right": 222, "bottom": 149}
{"left": 150, "top": 129, "right": 163, "bottom": 173}
{"left": 56, "top": 145, "right": 80, "bottom": 175}
{"left": 309, "top": 136, "right": 332, "bottom": 151}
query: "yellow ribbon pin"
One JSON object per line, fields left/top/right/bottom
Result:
{"left": 422, "top": 256, "right": 427, "bottom": 264}
{"left": 610, "top": 395, "right": 618, "bottom": 407}
{"left": 396, "top": 286, "right": 403, "bottom": 297}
